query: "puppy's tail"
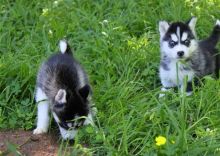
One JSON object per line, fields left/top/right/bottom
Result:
{"left": 202, "top": 20, "right": 220, "bottom": 48}
{"left": 211, "top": 20, "right": 220, "bottom": 78}
{"left": 59, "top": 40, "right": 72, "bottom": 54}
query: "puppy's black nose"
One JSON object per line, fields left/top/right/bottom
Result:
{"left": 177, "top": 51, "right": 184, "bottom": 57}
{"left": 68, "top": 139, "right": 75, "bottom": 145}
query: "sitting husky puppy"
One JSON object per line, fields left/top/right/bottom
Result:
{"left": 159, "top": 17, "right": 220, "bottom": 97}
{"left": 33, "top": 40, "right": 95, "bottom": 140}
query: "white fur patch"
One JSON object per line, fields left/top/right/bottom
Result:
{"left": 55, "top": 89, "right": 66, "bottom": 103}
{"left": 216, "top": 20, "right": 220, "bottom": 26}
{"left": 176, "top": 27, "right": 180, "bottom": 41}
{"left": 181, "top": 32, "right": 188, "bottom": 41}
{"left": 59, "top": 40, "right": 67, "bottom": 54}
{"left": 59, "top": 126, "right": 77, "bottom": 140}
{"left": 52, "top": 112, "right": 60, "bottom": 123}
{"left": 171, "top": 34, "right": 178, "bottom": 42}
{"left": 33, "top": 88, "right": 50, "bottom": 135}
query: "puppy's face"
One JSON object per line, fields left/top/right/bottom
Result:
{"left": 53, "top": 85, "right": 90, "bottom": 130}
{"left": 159, "top": 17, "right": 198, "bottom": 60}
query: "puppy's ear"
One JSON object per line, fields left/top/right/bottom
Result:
{"left": 78, "top": 84, "right": 90, "bottom": 99}
{"left": 159, "top": 21, "right": 169, "bottom": 38}
{"left": 55, "top": 89, "right": 67, "bottom": 103}
{"left": 186, "top": 17, "right": 197, "bottom": 37}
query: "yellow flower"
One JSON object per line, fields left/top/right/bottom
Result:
{"left": 155, "top": 136, "right": 166, "bottom": 146}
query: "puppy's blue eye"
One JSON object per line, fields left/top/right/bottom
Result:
{"left": 169, "top": 41, "right": 176, "bottom": 48}
{"left": 184, "top": 39, "right": 190, "bottom": 46}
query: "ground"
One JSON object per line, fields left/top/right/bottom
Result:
{"left": 0, "top": 0, "right": 220, "bottom": 155}
{"left": 0, "top": 130, "right": 90, "bottom": 156}
{"left": 0, "top": 130, "right": 58, "bottom": 156}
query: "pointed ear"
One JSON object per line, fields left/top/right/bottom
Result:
{"left": 187, "top": 17, "right": 197, "bottom": 36}
{"left": 55, "top": 89, "right": 67, "bottom": 103}
{"left": 78, "top": 84, "right": 90, "bottom": 99}
{"left": 159, "top": 21, "right": 169, "bottom": 38}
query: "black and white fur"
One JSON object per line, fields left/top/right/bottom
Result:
{"left": 33, "top": 40, "right": 95, "bottom": 140}
{"left": 159, "top": 17, "right": 220, "bottom": 97}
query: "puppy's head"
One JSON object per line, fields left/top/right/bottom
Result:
{"left": 159, "top": 17, "right": 198, "bottom": 60}
{"left": 53, "top": 85, "right": 90, "bottom": 129}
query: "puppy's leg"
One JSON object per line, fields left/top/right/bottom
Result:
{"left": 181, "top": 77, "right": 200, "bottom": 96}
{"left": 59, "top": 126, "right": 78, "bottom": 140}
{"left": 186, "top": 81, "right": 193, "bottom": 96}
{"left": 159, "top": 87, "right": 172, "bottom": 98}
{"left": 159, "top": 80, "right": 174, "bottom": 98}
{"left": 33, "top": 87, "right": 50, "bottom": 134}
{"left": 181, "top": 82, "right": 192, "bottom": 96}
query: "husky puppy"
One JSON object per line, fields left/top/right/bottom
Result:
{"left": 159, "top": 17, "right": 220, "bottom": 97}
{"left": 33, "top": 40, "right": 95, "bottom": 140}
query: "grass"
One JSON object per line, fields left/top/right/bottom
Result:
{"left": 0, "top": 0, "right": 220, "bottom": 155}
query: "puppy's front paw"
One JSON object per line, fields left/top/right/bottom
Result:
{"left": 33, "top": 127, "right": 48, "bottom": 135}
{"left": 84, "top": 113, "right": 94, "bottom": 126}
{"left": 159, "top": 93, "right": 165, "bottom": 98}
{"left": 186, "top": 91, "right": 192, "bottom": 96}
{"left": 159, "top": 87, "right": 170, "bottom": 98}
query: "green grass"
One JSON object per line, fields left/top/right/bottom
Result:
{"left": 0, "top": 0, "right": 220, "bottom": 155}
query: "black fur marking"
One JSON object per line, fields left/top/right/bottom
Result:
{"left": 54, "top": 103, "right": 65, "bottom": 108}
{"left": 186, "top": 78, "right": 200, "bottom": 92}
{"left": 161, "top": 61, "right": 169, "bottom": 71}
{"left": 160, "top": 55, "right": 170, "bottom": 71}
{"left": 163, "top": 22, "right": 195, "bottom": 42}
{"left": 186, "top": 82, "right": 193, "bottom": 92}
{"left": 64, "top": 43, "right": 72, "bottom": 54}
{"left": 168, "top": 40, "right": 177, "bottom": 48}
{"left": 181, "top": 39, "right": 191, "bottom": 47}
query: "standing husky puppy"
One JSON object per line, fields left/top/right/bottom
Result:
{"left": 33, "top": 40, "right": 95, "bottom": 140}
{"left": 159, "top": 17, "right": 220, "bottom": 97}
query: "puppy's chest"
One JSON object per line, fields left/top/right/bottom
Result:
{"left": 160, "top": 61, "right": 195, "bottom": 85}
